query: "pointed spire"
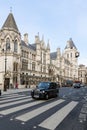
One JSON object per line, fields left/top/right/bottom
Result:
{"left": 47, "top": 39, "right": 50, "bottom": 50}
{"left": 42, "top": 34, "right": 44, "bottom": 42}
{"left": 1, "top": 12, "right": 19, "bottom": 33}
{"left": 57, "top": 47, "right": 61, "bottom": 56}
{"left": 41, "top": 34, "right": 45, "bottom": 47}
{"left": 65, "top": 38, "right": 77, "bottom": 50}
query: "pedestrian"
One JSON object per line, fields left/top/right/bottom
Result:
{"left": 15, "top": 83, "right": 18, "bottom": 89}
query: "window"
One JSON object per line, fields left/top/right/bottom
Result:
{"left": 43, "top": 53, "right": 46, "bottom": 64}
{"left": 14, "top": 40, "right": 18, "bottom": 52}
{"left": 32, "top": 62, "right": 35, "bottom": 71}
{"left": 13, "top": 62, "right": 18, "bottom": 71}
{"left": 6, "top": 38, "right": 10, "bottom": 50}
{"left": 43, "top": 66, "right": 46, "bottom": 73}
{"left": 22, "top": 59, "right": 28, "bottom": 70}
{"left": 71, "top": 53, "right": 72, "bottom": 58}
{"left": 67, "top": 54, "right": 69, "bottom": 58}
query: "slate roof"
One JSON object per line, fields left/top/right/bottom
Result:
{"left": 50, "top": 52, "right": 57, "bottom": 59}
{"left": 21, "top": 40, "right": 36, "bottom": 51}
{"left": 65, "top": 38, "right": 77, "bottom": 50}
{"left": 2, "top": 13, "right": 19, "bottom": 32}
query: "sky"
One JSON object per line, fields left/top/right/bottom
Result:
{"left": 0, "top": 0, "right": 87, "bottom": 65}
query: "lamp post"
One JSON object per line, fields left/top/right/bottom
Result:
{"left": 85, "top": 74, "right": 87, "bottom": 85}
{"left": 2, "top": 48, "right": 7, "bottom": 91}
{"left": 2, "top": 48, "right": 9, "bottom": 91}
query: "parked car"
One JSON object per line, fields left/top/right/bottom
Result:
{"left": 80, "top": 84, "right": 85, "bottom": 87}
{"left": 31, "top": 81, "right": 59, "bottom": 100}
{"left": 73, "top": 83, "right": 81, "bottom": 88}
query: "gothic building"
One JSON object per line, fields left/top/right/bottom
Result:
{"left": 0, "top": 12, "right": 79, "bottom": 90}
{"left": 78, "top": 64, "right": 87, "bottom": 84}
{"left": 0, "top": 12, "right": 21, "bottom": 90}
{"left": 50, "top": 38, "right": 79, "bottom": 84}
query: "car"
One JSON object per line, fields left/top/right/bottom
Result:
{"left": 80, "top": 83, "right": 85, "bottom": 87}
{"left": 73, "top": 83, "right": 81, "bottom": 88}
{"left": 31, "top": 81, "right": 59, "bottom": 100}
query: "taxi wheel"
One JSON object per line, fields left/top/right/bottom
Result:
{"left": 45, "top": 94, "right": 49, "bottom": 100}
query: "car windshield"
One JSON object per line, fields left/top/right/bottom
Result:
{"left": 38, "top": 82, "right": 50, "bottom": 89}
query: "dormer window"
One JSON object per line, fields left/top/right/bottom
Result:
{"left": 14, "top": 40, "right": 18, "bottom": 52}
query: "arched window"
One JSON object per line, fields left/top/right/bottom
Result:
{"left": 6, "top": 38, "right": 10, "bottom": 50}
{"left": 71, "top": 53, "right": 72, "bottom": 58}
{"left": 14, "top": 40, "right": 18, "bottom": 52}
{"left": 13, "top": 62, "right": 18, "bottom": 71}
{"left": 67, "top": 54, "right": 69, "bottom": 58}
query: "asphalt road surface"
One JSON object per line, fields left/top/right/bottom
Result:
{"left": 0, "top": 86, "right": 87, "bottom": 130}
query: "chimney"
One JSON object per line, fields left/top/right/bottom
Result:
{"left": 24, "top": 33, "right": 29, "bottom": 45}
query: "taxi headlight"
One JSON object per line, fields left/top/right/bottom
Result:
{"left": 40, "top": 90, "right": 45, "bottom": 93}
{"left": 42, "top": 90, "right": 45, "bottom": 93}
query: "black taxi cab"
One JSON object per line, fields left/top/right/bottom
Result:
{"left": 31, "top": 81, "right": 59, "bottom": 100}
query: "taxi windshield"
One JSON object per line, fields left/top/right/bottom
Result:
{"left": 38, "top": 82, "right": 50, "bottom": 89}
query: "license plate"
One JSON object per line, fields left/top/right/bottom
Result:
{"left": 34, "top": 95, "right": 39, "bottom": 98}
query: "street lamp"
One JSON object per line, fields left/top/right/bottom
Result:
{"left": 85, "top": 74, "right": 87, "bottom": 85}
{"left": 2, "top": 47, "right": 10, "bottom": 91}
{"left": 2, "top": 48, "right": 7, "bottom": 91}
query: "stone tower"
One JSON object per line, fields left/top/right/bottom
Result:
{"left": 0, "top": 12, "right": 21, "bottom": 90}
{"left": 64, "top": 38, "right": 79, "bottom": 80}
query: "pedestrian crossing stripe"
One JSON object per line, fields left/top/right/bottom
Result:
{"left": 0, "top": 93, "right": 79, "bottom": 130}
{"left": 39, "top": 101, "right": 78, "bottom": 130}
{"left": 0, "top": 95, "right": 31, "bottom": 104}
{"left": 1, "top": 93, "right": 19, "bottom": 97}
{"left": 0, "top": 96, "right": 31, "bottom": 108}
{"left": 0, "top": 99, "right": 45, "bottom": 115}
{"left": 15, "top": 99, "right": 65, "bottom": 121}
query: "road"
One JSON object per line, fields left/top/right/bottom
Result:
{"left": 0, "top": 86, "right": 87, "bottom": 130}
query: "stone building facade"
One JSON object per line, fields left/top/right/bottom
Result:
{"left": 0, "top": 13, "right": 21, "bottom": 90}
{"left": 0, "top": 12, "right": 79, "bottom": 90}
{"left": 78, "top": 64, "right": 87, "bottom": 84}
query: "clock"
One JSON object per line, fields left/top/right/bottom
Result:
{"left": 75, "top": 52, "right": 79, "bottom": 58}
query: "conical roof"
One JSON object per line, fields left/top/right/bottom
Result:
{"left": 2, "top": 13, "right": 19, "bottom": 32}
{"left": 65, "top": 38, "right": 77, "bottom": 50}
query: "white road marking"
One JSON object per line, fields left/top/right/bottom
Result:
{"left": 0, "top": 95, "right": 31, "bottom": 104}
{"left": 0, "top": 100, "right": 45, "bottom": 115}
{"left": 1, "top": 93, "right": 19, "bottom": 99}
{"left": 39, "top": 101, "right": 78, "bottom": 130}
{"left": 79, "top": 113, "right": 86, "bottom": 122}
{"left": 0, "top": 97, "right": 32, "bottom": 108}
{"left": 15, "top": 99, "right": 65, "bottom": 122}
